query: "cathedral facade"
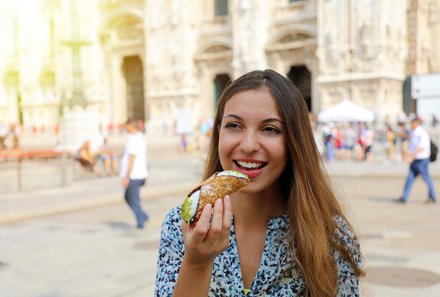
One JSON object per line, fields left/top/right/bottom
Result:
{"left": 1, "top": 0, "right": 439, "bottom": 134}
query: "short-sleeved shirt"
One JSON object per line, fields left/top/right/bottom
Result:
{"left": 154, "top": 207, "right": 362, "bottom": 296}
{"left": 119, "top": 132, "right": 148, "bottom": 180}
{"left": 409, "top": 126, "right": 431, "bottom": 160}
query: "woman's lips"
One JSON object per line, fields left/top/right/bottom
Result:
{"left": 233, "top": 160, "right": 267, "bottom": 179}
{"left": 238, "top": 167, "right": 263, "bottom": 179}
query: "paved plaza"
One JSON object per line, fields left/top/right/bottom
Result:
{"left": 0, "top": 134, "right": 439, "bottom": 297}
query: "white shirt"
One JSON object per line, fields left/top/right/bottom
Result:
{"left": 409, "top": 126, "right": 431, "bottom": 160}
{"left": 119, "top": 132, "right": 148, "bottom": 179}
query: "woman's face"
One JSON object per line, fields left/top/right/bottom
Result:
{"left": 218, "top": 87, "right": 287, "bottom": 194}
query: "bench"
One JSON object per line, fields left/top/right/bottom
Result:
{"left": 0, "top": 149, "right": 65, "bottom": 161}
{"left": 0, "top": 149, "right": 72, "bottom": 190}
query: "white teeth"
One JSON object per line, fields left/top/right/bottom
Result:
{"left": 237, "top": 161, "right": 263, "bottom": 169}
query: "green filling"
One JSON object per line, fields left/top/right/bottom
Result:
{"left": 180, "top": 196, "right": 193, "bottom": 223}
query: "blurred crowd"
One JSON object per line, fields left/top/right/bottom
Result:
{"left": 0, "top": 121, "right": 147, "bottom": 151}
{"left": 1, "top": 112, "right": 438, "bottom": 167}
{"left": 313, "top": 113, "right": 439, "bottom": 163}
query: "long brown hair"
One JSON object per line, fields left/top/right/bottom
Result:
{"left": 204, "top": 69, "right": 364, "bottom": 296}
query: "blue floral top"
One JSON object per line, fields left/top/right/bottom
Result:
{"left": 154, "top": 207, "right": 362, "bottom": 296}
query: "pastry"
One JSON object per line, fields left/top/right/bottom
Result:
{"left": 180, "top": 170, "right": 250, "bottom": 224}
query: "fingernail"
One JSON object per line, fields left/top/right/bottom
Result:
{"left": 224, "top": 195, "right": 230, "bottom": 203}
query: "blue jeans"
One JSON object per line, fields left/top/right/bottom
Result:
{"left": 401, "top": 159, "right": 436, "bottom": 202}
{"left": 124, "top": 179, "right": 149, "bottom": 228}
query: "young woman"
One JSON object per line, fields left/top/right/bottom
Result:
{"left": 155, "top": 69, "right": 364, "bottom": 296}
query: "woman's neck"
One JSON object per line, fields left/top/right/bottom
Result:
{"left": 231, "top": 190, "right": 285, "bottom": 230}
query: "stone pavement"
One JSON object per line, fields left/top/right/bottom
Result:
{"left": 0, "top": 153, "right": 203, "bottom": 225}
{"left": 0, "top": 194, "right": 182, "bottom": 297}
{"left": 335, "top": 176, "right": 440, "bottom": 297}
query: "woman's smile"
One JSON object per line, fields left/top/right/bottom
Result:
{"left": 233, "top": 158, "right": 267, "bottom": 178}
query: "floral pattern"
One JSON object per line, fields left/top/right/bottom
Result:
{"left": 154, "top": 207, "right": 362, "bottom": 296}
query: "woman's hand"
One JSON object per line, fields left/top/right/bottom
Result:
{"left": 173, "top": 196, "right": 232, "bottom": 296}
{"left": 181, "top": 195, "right": 233, "bottom": 266}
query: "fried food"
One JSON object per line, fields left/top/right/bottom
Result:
{"left": 180, "top": 170, "right": 250, "bottom": 224}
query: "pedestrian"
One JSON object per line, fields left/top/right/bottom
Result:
{"left": 10, "top": 123, "right": 20, "bottom": 149}
{"left": 155, "top": 69, "right": 364, "bottom": 296}
{"left": 342, "top": 123, "right": 357, "bottom": 161}
{"left": 356, "top": 123, "right": 367, "bottom": 160}
{"left": 96, "top": 137, "right": 118, "bottom": 176}
{"left": 334, "top": 126, "right": 344, "bottom": 160}
{"left": 397, "top": 115, "right": 437, "bottom": 204}
{"left": 174, "top": 102, "right": 194, "bottom": 152}
{"left": 0, "top": 121, "right": 8, "bottom": 149}
{"left": 432, "top": 114, "right": 439, "bottom": 128}
{"left": 397, "top": 120, "right": 410, "bottom": 162}
{"left": 363, "top": 124, "right": 374, "bottom": 162}
{"left": 76, "top": 140, "right": 98, "bottom": 176}
{"left": 324, "top": 132, "right": 335, "bottom": 161}
{"left": 385, "top": 124, "right": 396, "bottom": 161}
{"left": 119, "top": 118, "right": 149, "bottom": 229}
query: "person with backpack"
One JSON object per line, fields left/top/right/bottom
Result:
{"left": 397, "top": 115, "right": 437, "bottom": 204}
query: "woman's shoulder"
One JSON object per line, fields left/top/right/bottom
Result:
{"left": 332, "top": 215, "right": 363, "bottom": 268}
{"left": 333, "top": 216, "right": 356, "bottom": 241}
{"left": 162, "top": 206, "right": 182, "bottom": 229}
{"left": 158, "top": 206, "right": 184, "bottom": 249}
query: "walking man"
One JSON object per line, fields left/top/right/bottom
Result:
{"left": 119, "top": 118, "right": 149, "bottom": 228}
{"left": 397, "top": 115, "right": 436, "bottom": 204}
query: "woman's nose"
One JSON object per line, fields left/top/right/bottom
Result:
{"left": 239, "top": 131, "right": 260, "bottom": 154}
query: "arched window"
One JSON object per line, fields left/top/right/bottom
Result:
{"left": 123, "top": 56, "right": 145, "bottom": 121}
{"left": 288, "top": 65, "right": 312, "bottom": 112}
{"left": 215, "top": 0, "right": 228, "bottom": 16}
{"left": 213, "top": 74, "right": 231, "bottom": 107}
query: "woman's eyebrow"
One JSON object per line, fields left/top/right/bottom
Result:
{"left": 224, "top": 114, "right": 283, "bottom": 124}
{"left": 223, "top": 114, "right": 241, "bottom": 120}
{"left": 262, "top": 118, "right": 283, "bottom": 124}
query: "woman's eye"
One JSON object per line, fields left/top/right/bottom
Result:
{"left": 263, "top": 126, "right": 281, "bottom": 133}
{"left": 224, "top": 122, "right": 240, "bottom": 129}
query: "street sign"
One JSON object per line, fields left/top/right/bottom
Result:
{"left": 411, "top": 73, "right": 440, "bottom": 99}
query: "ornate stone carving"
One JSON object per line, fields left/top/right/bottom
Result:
{"left": 204, "top": 45, "right": 228, "bottom": 54}
{"left": 279, "top": 33, "right": 310, "bottom": 43}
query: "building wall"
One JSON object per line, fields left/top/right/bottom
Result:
{"left": 1, "top": 0, "right": 440, "bottom": 136}
{"left": 194, "top": 0, "right": 318, "bottom": 121}
{"left": 99, "top": 0, "right": 145, "bottom": 125}
{"left": 145, "top": 0, "right": 201, "bottom": 131}
{"left": 317, "top": 0, "right": 410, "bottom": 122}
{"left": 409, "top": 0, "right": 440, "bottom": 74}
{"left": 0, "top": 0, "right": 107, "bottom": 132}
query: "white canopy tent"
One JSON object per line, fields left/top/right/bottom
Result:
{"left": 318, "top": 100, "right": 375, "bottom": 122}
